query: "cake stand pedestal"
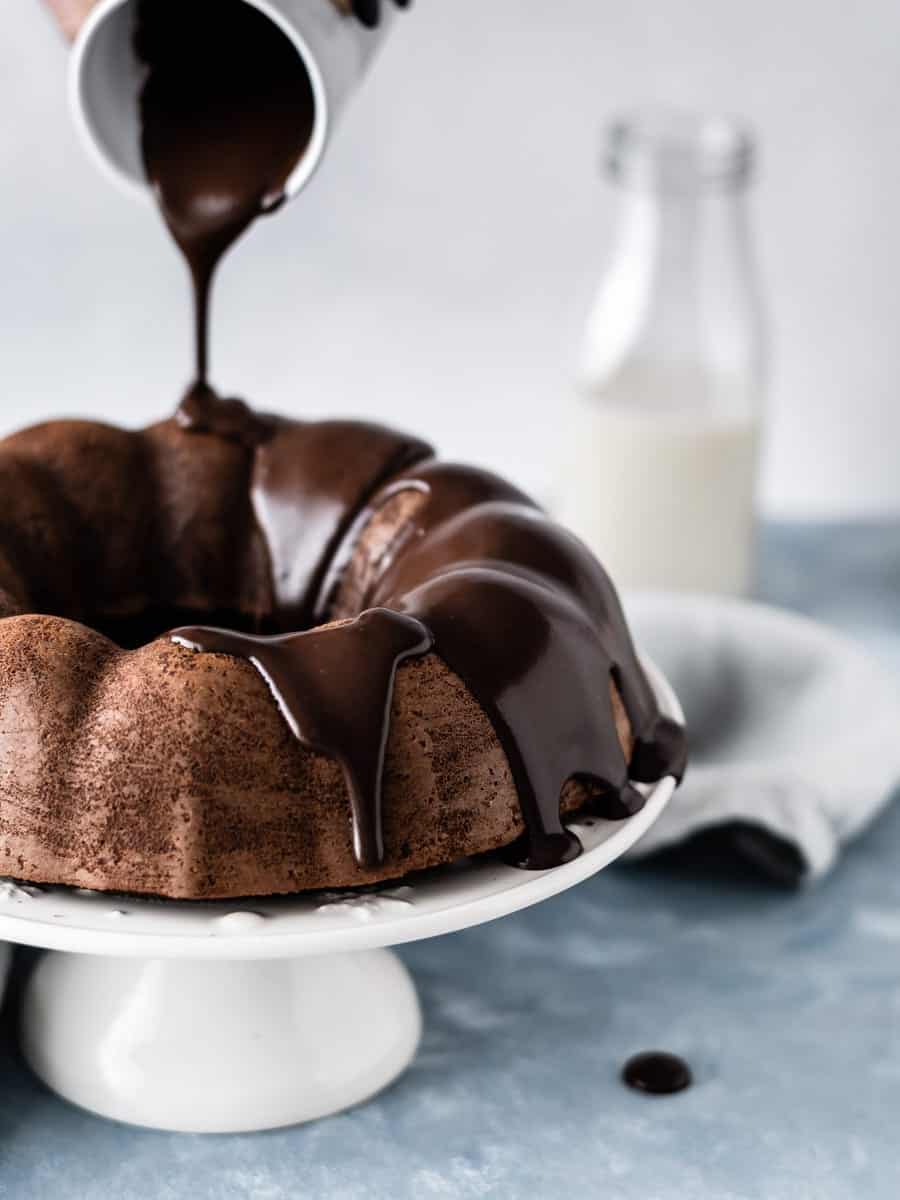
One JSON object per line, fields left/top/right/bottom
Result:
{"left": 0, "top": 662, "right": 680, "bottom": 1134}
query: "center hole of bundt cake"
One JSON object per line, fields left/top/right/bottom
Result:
{"left": 88, "top": 607, "right": 265, "bottom": 651}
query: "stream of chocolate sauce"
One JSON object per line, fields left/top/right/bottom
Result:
{"left": 137, "top": 0, "right": 316, "bottom": 408}
{"left": 139, "top": 0, "right": 685, "bottom": 874}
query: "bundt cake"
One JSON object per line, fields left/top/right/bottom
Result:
{"left": 0, "top": 395, "right": 685, "bottom": 899}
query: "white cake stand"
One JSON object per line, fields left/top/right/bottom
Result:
{"left": 0, "top": 660, "right": 681, "bottom": 1134}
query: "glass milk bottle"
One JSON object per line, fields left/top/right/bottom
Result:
{"left": 564, "top": 111, "right": 765, "bottom": 595}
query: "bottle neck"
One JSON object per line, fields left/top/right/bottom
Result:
{"left": 581, "top": 182, "right": 763, "bottom": 419}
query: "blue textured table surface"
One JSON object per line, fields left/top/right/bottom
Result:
{"left": 1, "top": 523, "right": 899, "bottom": 1200}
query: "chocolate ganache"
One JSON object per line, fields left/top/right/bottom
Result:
{"left": 138, "top": 0, "right": 414, "bottom": 415}
{"left": 136, "top": 0, "right": 684, "bottom": 874}
{"left": 172, "top": 418, "right": 686, "bottom": 872}
{"left": 622, "top": 1052, "right": 693, "bottom": 1096}
{"left": 137, "top": 0, "right": 316, "bottom": 410}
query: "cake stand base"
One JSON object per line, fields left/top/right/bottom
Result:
{"left": 21, "top": 948, "right": 421, "bottom": 1133}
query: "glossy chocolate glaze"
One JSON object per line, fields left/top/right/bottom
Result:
{"left": 176, "top": 388, "right": 275, "bottom": 448}
{"left": 173, "top": 412, "right": 686, "bottom": 871}
{"left": 251, "top": 421, "right": 431, "bottom": 630}
{"left": 174, "top": 400, "right": 433, "bottom": 627}
{"left": 622, "top": 1052, "right": 693, "bottom": 1095}
{"left": 137, "top": 0, "right": 315, "bottom": 402}
{"left": 174, "top": 609, "right": 431, "bottom": 867}
{"left": 360, "top": 462, "right": 686, "bottom": 867}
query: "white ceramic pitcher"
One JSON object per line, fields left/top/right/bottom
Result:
{"left": 69, "top": 0, "right": 399, "bottom": 201}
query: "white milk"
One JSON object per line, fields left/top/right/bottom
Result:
{"left": 563, "top": 378, "right": 761, "bottom": 596}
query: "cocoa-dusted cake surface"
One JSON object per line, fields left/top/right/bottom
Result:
{"left": 0, "top": 408, "right": 684, "bottom": 899}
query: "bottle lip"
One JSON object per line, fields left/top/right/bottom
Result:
{"left": 605, "top": 108, "right": 755, "bottom": 191}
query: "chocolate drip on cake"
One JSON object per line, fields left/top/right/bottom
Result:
{"left": 173, "top": 609, "right": 431, "bottom": 867}
{"left": 173, "top": 419, "right": 686, "bottom": 872}
{"left": 360, "top": 463, "right": 686, "bottom": 867}
{"left": 176, "top": 389, "right": 275, "bottom": 448}
{"left": 250, "top": 421, "right": 432, "bottom": 629}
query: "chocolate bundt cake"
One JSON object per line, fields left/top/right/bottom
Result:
{"left": 0, "top": 398, "right": 684, "bottom": 899}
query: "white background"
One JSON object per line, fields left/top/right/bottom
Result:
{"left": 2, "top": 0, "right": 898, "bottom": 518}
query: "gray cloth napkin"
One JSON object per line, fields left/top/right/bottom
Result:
{"left": 625, "top": 592, "right": 900, "bottom": 882}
